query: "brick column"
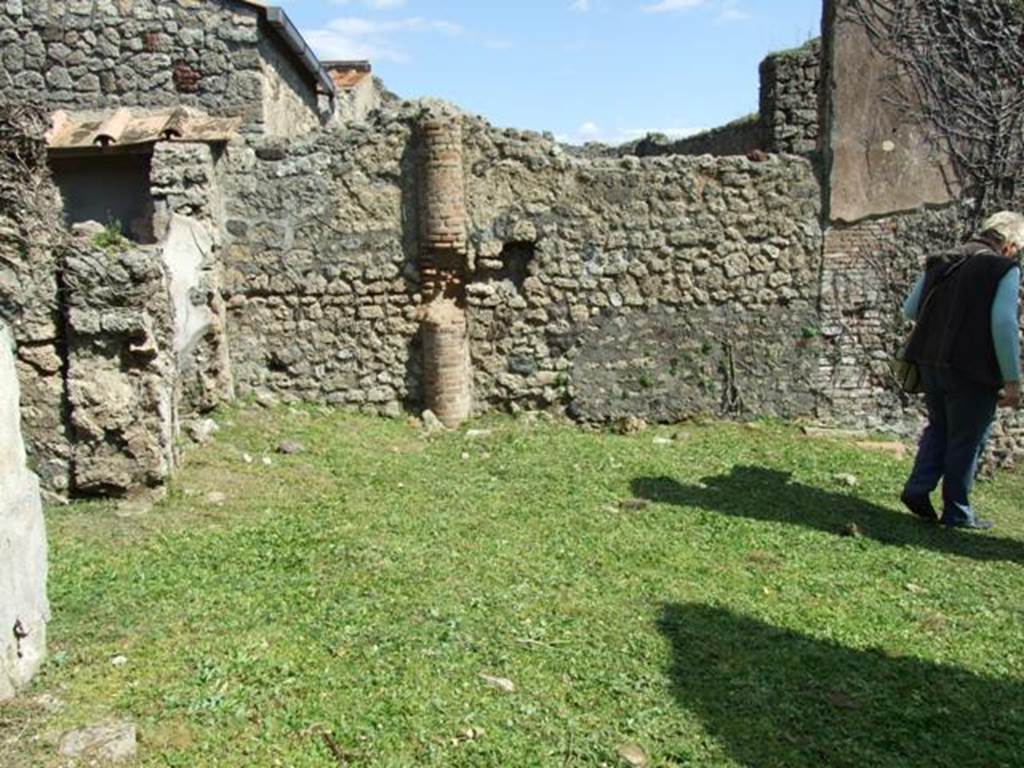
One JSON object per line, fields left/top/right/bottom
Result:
{"left": 421, "top": 300, "right": 472, "bottom": 427}
{"left": 418, "top": 113, "right": 472, "bottom": 426}
{"left": 420, "top": 116, "right": 467, "bottom": 255}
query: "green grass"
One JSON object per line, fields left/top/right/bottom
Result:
{"left": 3, "top": 407, "right": 1024, "bottom": 767}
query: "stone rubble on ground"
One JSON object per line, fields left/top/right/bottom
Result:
{"left": 188, "top": 418, "right": 219, "bottom": 445}
{"left": 57, "top": 722, "right": 137, "bottom": 764}
{"left": 421, "top": 409, "right": 445, "bottom": 433}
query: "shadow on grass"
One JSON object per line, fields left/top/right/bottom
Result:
{"left": 632, "top": 467, "right": 1024, "bottom": 563}
{"left": 658, "top": 603, "right": 1024, "bottom": 767}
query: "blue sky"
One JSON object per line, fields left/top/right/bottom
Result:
{"left": 278, "top": 0, "right": 823, "bottom": 144}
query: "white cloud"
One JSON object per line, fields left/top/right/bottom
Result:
{"left": 303, "top": 28, "right": 404, "bottom": 62}
{"left": 641, "top": 0, "right": 708, "bottom": 12}
{"left": 560, "top": 122, "right": 707, "bottom": 145}
{"left": 570, "top": 0, "right": 592, "bottom": 12}
{"left": 717, "top": 1, "right": 749, "bottom": 22}
{"left": 641, "top": 0, "right": 749, "bottom": 20}
{"left": 303, "top": 16, "right": 463, "bottom": 63}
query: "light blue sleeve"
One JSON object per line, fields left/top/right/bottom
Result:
{"left": 991, "top": 266, "right": 1021, "bottom": 383}
{"left": 903, "top": 275, "right": 926, "bottom": 320}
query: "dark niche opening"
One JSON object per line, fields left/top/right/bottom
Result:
{"left": 480, "top": 240, "right": 535, "bottom": 290}
{"left": 49, "top": 151, "right": 156, "bottom": 244}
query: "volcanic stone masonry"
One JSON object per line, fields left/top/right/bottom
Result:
{"left": 218, "top": 101, "right": 824, "bottom": 424}
{"left": 760, "top": 38, "right": 822, "bottom": 156}
{"left": 0, "top": 0, "right": 326, "bottom": 137}
{"left": 2, "top": 0, "right": 1023, "bottom": 505}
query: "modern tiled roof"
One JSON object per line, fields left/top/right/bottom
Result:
{"left": 46, "top": 108, "right": 242, "bottom": 151}
{"left": 323, "top": 61, "right": 372, "bottom": 90}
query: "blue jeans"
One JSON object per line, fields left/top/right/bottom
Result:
{"left": 903, "top": 366, "right": 997, "bottom": 525}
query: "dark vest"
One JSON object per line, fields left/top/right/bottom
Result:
{"left": 904, "top": 240, "right": 1017, "bottom": 389}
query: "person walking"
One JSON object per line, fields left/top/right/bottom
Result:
{"left": 900, "top": 211, "right": 1022, "bottom": 529}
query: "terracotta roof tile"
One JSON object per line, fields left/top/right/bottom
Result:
{"left": 46, "top": 108, "right": 241, "bottom": 151}
{"left": 323, "top": 60, "right": 372, "bottom": 90}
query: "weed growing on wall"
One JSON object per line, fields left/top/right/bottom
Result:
{"left": 92, "top": 220, "right": 127, "bottom": 252}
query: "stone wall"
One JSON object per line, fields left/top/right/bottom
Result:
{"left": 258, "top": 27, "right": 323, "bottom": 138}
{"left": 0, "top": 0, "right": 322, "bottom": 136}
{"left": 819, "top": 205, "right": 1024, "bottom": 466}
{"left": 0, "top": 101, "right": 70, "bottom": 498}
{"left": 760, "top": 39, "right": 821, "bottom": 156}
{"left": 638, "top": 116, "right": 764, "bottom": 158}
{"left": 218, "top": 120, "right": 419, "bottom": 412}
{"left": 612, "top": 38, "right": 820, "bottom": 160}
{"left": 218, "top": 104, "right": 824, "bottom": 423}
{"left": 461, "top": 118, "right": 824, "bottom": 421}
{"left": 0, "top": 320, "right": 48, "bottom": 702}
{"left": 150, "top": 142, "right": 233, "bottom": 413}
{"left": 63, "top": 244, "right": 178, "bottom": 495}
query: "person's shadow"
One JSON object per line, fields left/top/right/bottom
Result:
{"left": 632, "top": 467, "right": 1024, "bottom": 563}
{"left": 658, "top": 602, "right": 1024, "bottom": 767}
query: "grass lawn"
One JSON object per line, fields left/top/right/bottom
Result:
{"left": 2, "top": 406, "right": 1023, "bottom": 767}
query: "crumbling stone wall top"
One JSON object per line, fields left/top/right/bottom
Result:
{"left": 760, "top": 37, "right": 821, "bottom": 156}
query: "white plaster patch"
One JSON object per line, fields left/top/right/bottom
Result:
{"left": 0, "top": 322, "right": 49, "bottom": 701}
{"left": 162, "top": 215, "right": 215, "bottom": 359}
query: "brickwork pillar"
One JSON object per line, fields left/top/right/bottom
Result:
{"left": 418, "top": 113, "right": 472, "bottom": 426}
{"left": 421, "top": 300, "right": 472, "bottom": 427}
{"left": 420, "top": 116, "right": 467, "bottom": 254}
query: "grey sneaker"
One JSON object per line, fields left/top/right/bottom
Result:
{"left": 940, "top": 517, "right": 994, "bottom": 530}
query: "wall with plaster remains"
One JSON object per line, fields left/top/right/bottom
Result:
{"left": 0, "top": 321, "right": 48, "bottom": 701}
{"left": 0, "top": 0, "right": 323, "bottom": 136}
{"left": 2, "top": 102, "right": 230, "bottom": 497}
{"left": 820, "top": 0, "right": 953, "bottom": 222}
{"left": 4, "top": 0, "right": 1024, "bottom": 503}
{"left": 150, "top": 142, "right": 234, "bottom": 413}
